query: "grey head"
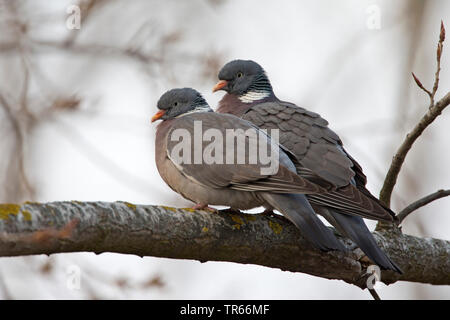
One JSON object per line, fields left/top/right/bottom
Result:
{"left": 213, "top": 60, "right": 273, "bottom": 96}
{"left": 152, "top": 88, "right": 211, "bottom": 122}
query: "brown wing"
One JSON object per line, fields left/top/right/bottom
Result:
{"left": 243, "top": 102, "right": 356, "bottom": 187}
{"left": 242, "top": 102, "right": 395, "bottom": 222}
{"left": 307, "top": 185, "right": 395, "bottom": 221}
{"left": 165, "top": 112, "right": 331, "bottom": 195}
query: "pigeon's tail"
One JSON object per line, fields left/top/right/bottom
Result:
{"left": 262, "top": 193, "right": 346, "bottom": 252}
{"left": 318, "top": 207, "right": 402, "bottom": 274}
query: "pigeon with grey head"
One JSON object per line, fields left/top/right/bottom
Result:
{"left": 213, "top": 60, "right": 402, "bottom": 273}
{"left": 152, "top": 87, "right": 346, "bottom": 252}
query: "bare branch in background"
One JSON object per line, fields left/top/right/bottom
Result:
{"left": 411, "top": 72, "right": 433, "bottom": 97}
{"left": 431, "top": 21, "right": 446, "bottom": 104}
{"left": 0, "top": 0, "right": 225, "bottom": 204}
{"left": 0, "top": 0, "right": 225, "bottom": 298}
{"left": 379, "top": 90, "right": 450, "bottom": 208}
{"left": 0, "top": 93, "right": 34, "bottom": 201}
{"left": 29, "top": 39, "right": 164, "bottom": 65}
{"left": 410, "top": 21, "right": 445, "bottom": 108}
{"left": 379, "top": 22, "right": 449, "bottom": 208}
{"left": 62, "top": 0, "right": 108, "bottom": 47}
{"left": 397, "top": 189, "right": 450, "bottom": 223}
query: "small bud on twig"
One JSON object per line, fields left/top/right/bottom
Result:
{"left": 411, "top": 72, "right": 432, "bottom": 97}
{"left": 381, "top": 21, "right": 449, "bottom": 207}
{"left": 431, "top": 20, "right": 446, "bottom": 104}
{"left": 411, "top": 72, "right": 423, "bottom": 88}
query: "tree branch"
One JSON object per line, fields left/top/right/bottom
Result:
{"left": 379, "top": 22, "right": 448, "bottom": 208}
{"left": 397, "top": 189, "right": 450, "bottom": 223}
{"left": 0, "top": 38, "right": 161, "bottom": 65}
{"left": 431, "top": 21, "right": 446, "bottom": 104}
{"left": 0, "top": 201, "right": 449, "bottom": 288}
{"left": 379, "top": 90, "right": 450, "bottom": 208}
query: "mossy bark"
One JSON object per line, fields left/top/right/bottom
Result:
{"left": 0, "top": 201, "right": 448, "bottom": 288}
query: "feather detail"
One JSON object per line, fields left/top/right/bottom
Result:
{"left": 238, "top": 90, "right": 271, "bottom": 103}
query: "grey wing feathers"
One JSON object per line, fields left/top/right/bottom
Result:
{"left": 244, "top": 102, "right": 355, "bottom": 188}
{"left": 307, "top": 184, "right": 396, "bottom": 221}
{"left": 165, "top": 112, "right": 331, "bottom": 195}
{"left": 263, "top": 193, "right": 346, "bottom": 251}
{"left": 315, "top": 206, "right": 402, "bottom": 272}
{"left": 243, "top": 102, "right": 396, "bottom": 222}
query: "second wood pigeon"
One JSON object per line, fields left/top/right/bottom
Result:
{"left": 213, "top": 60, "right": 402, "bottom": 273}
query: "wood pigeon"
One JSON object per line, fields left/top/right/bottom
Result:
{"left": 213, "top": 60, "right": 402, "bottom": 273}
{"left": 152, "top": 87, "right": 347, "bottom": 252}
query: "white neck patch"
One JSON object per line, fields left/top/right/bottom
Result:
{"left": 176, "top": 105, "right": 212, "bottom": 118}
{"left": 238, "top": 90, "right": 271, "bottom": 103}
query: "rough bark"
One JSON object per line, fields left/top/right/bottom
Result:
{"left": 0, "top": 201, "right": 448, "bottom": 288}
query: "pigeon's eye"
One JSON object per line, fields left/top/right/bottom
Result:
{"left": 173, "top": 102, "right": 178, "bottom": 107}
{"left": 237, "top": 72, "right": 243, "bottom": 78}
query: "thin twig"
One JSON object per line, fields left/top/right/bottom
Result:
{"left": 397, "top": 189, "right": 450, "bottom": 224}
{"left": 379, "top": 22, "right": 448, "bottom": 208}
{"left": 32, "top": 39, "right": 163, "bottom": 64}
{"left": 0, "top": 93, "right": 34, "bottom": 199}
{"left": 411, "top": 72, "right": 432, "bottom": 98}
{"left": 410, "top": 21, "right": 445, "bottom": 108}
{"left": 431, "top": 21, "right": 446, "bottom": 106}
{"left": 63, "top": 0, "right": 108, "bottom": 47}
{"left": 19, "top": 55, "right": 30, "bottom": 113}
{"left": 0, "top": 39, "right": 162, "bottom": 65}
{"left": 379, "top": 91, "right": 450, "bottom": 208}
{"left": 368, "top": 288, "right": 381, "bottom": 300}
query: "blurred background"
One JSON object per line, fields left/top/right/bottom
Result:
{"left": 0, "top": 0, "right": 449, "bottom": 299}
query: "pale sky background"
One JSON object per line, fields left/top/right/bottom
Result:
{"left": 0, "top": 0, "right": 449, "bottom": 299}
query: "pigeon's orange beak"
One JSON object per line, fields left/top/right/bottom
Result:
{"left": 212, "top": 80, "right": 228, "bottom": 93}
{"left": 151, "top": 110, "right": 166, "bottom": 123}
